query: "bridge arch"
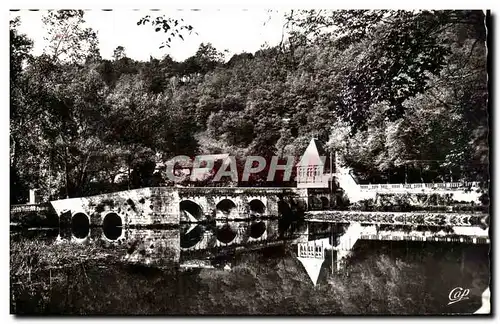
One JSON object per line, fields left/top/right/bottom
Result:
{"left": 249, "top": 220, "right": 266, "bottom": 238}
{"left": 278, "top": 200, "right": 292, "bottom": 218}
{"left": 308, "top": 196, "right": 322, "bottom": 211}
{"left": 249, "top": 199, "right": 266, "bottom": 216}
{"left": 215, "top": 199, "right": 238, "bottom": 219}
{"left": 180, "top": 200, "right": 204, "bottom": 222}
{"left": 297, "top": 198, "right": 308, "bottom": 212}
{"left": 320, "top": 197, "right": 330, "bottom": 210}
{"left": 102, "top": 212, "right": 123, "bottom": 241}
{"left": 71, "top": 212, "right": 90, "bottom": 239}
{"left": 216, "top": 223, "right": 237, "bottom": 244}
{"left": 180, "top": 224, "right": 204, "bottom": 248}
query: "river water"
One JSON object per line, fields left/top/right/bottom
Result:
{"left": 10, "top": 219, "right": 490, "bottom": 315}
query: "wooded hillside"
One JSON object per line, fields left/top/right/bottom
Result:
{"left": 10, "top": 10, "right": 489, "bottom": 202}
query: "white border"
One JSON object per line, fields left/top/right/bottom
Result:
{"left": 2, "top": 1, "right": 498, "bottom": 323}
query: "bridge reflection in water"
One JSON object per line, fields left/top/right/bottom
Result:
{"left": 47, "top": 206, "right": 490, "bottom": 286}
{"left": 11, "top": 218, "right": 490, "bottom": 315}
{"left": 52, "top": 217, "right": 309, "bottom": 270}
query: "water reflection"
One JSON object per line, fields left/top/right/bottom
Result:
{"left": 249, "top": 221, "right": 266, "bottom": 238}
{"left": 30, "top": 218, "right": 306, "bottom": 269}
{"left": 10, "top": 219, "right": 490, "bottom": 315}
{"left": 215, "top": 223, "right": 237, "bottom": 243}
{"left": 10, "top": 228, "right": 59, "bottom": 243}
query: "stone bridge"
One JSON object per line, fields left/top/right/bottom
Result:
{"left": 48, "top": 186, "right": 489, "bottom": 237}
{"left": 49, "top": 187, "right": 312, "bottom": 229}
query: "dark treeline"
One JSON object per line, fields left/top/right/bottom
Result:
{"left": 10, "top": 10, "right": 489, "bottom": 203}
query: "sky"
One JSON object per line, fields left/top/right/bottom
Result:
{"left": 10, "top": 9, "right": 288, "bottom": 62}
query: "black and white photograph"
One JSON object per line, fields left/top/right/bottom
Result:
{"left": 9, "top": 7, "right": 491, "bottom": 315}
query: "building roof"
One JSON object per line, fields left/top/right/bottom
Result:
{"left": 159, "top": 154, "right": 230, "bottom": 169}
{"left": 161, "top": 154, "right": 231, "bottom": 181}
{"left": 296, "top": 138, "right": 331, "bottom": 168}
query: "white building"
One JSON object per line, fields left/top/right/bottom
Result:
{"left": 296, "top": 138, "right": 333, "bottom": 189}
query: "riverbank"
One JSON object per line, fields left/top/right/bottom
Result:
{"left": 10, "top": 238, "right": 126, "bottom": 278}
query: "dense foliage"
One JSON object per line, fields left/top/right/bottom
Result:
{"left": 10, "top": 10, "right": 489, "bottom": 202}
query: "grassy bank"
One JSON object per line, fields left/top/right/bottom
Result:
{"left": 10, "top": 238, "right": 130, "bottom": 277}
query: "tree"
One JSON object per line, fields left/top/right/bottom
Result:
{"left": 10, "top": 17, "right": 34, "bottom": 203}
{"left": 177, "top": 43, "right": 226, "bottom": 77}
{"left": 194, "top": 43, "right": 226, "bottom": 72}
{"left": 42, "top": 10, "right": 99, "bottom": 64}
{"left": 284, "top": 10, "right": 487, "bottom": 132}
{"left": 113, "top": 46, "right": 126, "bottom": 61}
{"left": 41, "top": 15, "right": 103, "bottom": 196}
{"left": 18, "top": 9, "right": 106, "bottom": 198}
{"left": 10, "top": 17, "right": 33, "bottom": 86}
{"left": 10, "top": 9, "right": 488, "bottom": 202}
{"left": 137, "top": 14, "right": 196, "bottom": 49}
